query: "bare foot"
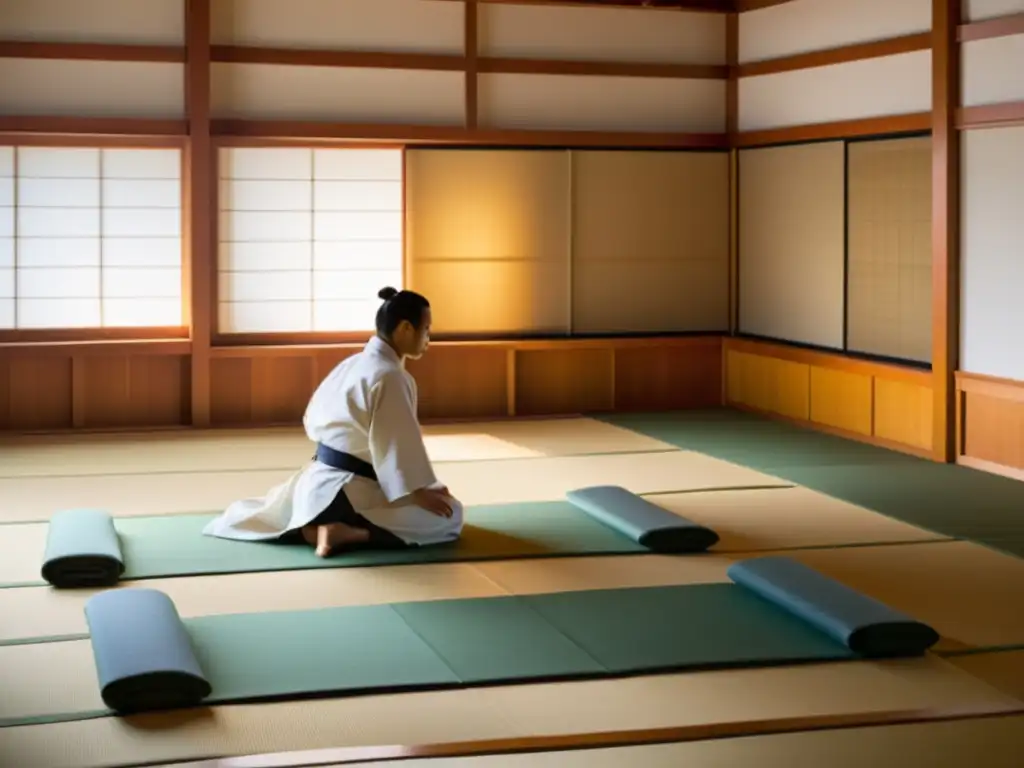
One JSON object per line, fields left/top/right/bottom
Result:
{"left": 301, "top": 523, "right": 370, "bottom": 558}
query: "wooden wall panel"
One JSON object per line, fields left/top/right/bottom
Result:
{"left": 77, "top": 354, "right": 189, "bottom": 428}
{"left": 873, "top": 378, "right": 933, "bottom": 450}
{"left": 209, "top": 354, "right": 315, "bottom": 426}
{"left": 407, "top": 345, "right": 509, "bottom": 421}
{"left": 724, "top": 338, "right": 934, "bottom": 457}
{"left": 956, "top": 371, "right": 1024, "bottom": 478}
{"left": 1, "top": 357, "right": 73, "bottom": 430}
{"left": 809, "top": 366, "right": 873, "bottom": 436}
{"left": 515, "top": 348, "right": 614, "bottom": 416}
{"left": 726, "top": 349, "right": 810, "bottom": 420}
{"left": 613, "top": 342, "right": 722, "bottom": 412}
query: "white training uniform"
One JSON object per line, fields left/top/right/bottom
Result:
{"left": 202, "top": 335, "right": 464, "bottom": 546}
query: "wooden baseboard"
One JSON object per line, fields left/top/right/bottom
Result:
{"left": 955, "top": 371, "right": 1024, "bottom": 477}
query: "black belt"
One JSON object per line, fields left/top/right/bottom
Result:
{"left": 314, "top": 443, "right": 378, "bottom": 481}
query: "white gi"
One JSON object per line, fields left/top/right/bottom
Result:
{"left": 202, "top": 336, "right": 464, "bottom": 546}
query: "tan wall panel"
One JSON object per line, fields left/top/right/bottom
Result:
{"left": 738, "top": 52, "right": 931, "bottom": 132}
{"left": 211, "top": 0, "right": 463, "bottom": 54}
{"left": 0, "top": 357, "right": 73, "bottom": 431}
{"left": 963, "top": 391, "right": 1024, "bottom": 471}
{"left": 726, "top": 350, "right": 810, "bottom": 421}
{"left": 962, "top": 36, "right": 1024, "bottom": 108}
{"left": 873, "top": 377, "right": 933, "bottom": 451}
{"left": 515, "top": 348, "right": 614, "bottom": 416}
{"left": 738, "top": 0, "right": 930, "bottom": 64}
{"left": 479, "top": 5, "right": 725, "bottom": 64}
{"left": 614, "top": 343, "right": 722, "bottom": 411}
{"left": 846, "top": 136, "right": 932, "bottom": 363}
{"left": 407, "top": 346, "right": 509, "bottom": 421}
{"left": 0, "top": 0, "right": 184, "bottom": 45}
{"left": 79, "top": 355, "right": 188, "bottom": 429}
{"left": 405, "top": 149, "right": 570, "bottom": 335}
{"left": 478, "top": 74, "right": 726, "bottom": 134}
{"left": 570, "top": 150, "right": 729, "bottom": 334}
{"left": 0, "top": 60, "right": 184, "bottom": 119}
{"left": 809, "top": 366, "right": 873, "bottom": 436}
{"left": 965, "top": 0, "right": 1024, "bottom": 21}
{"left": 210, "top": 64, "right": 464, "bottom": 124}
{"left": 738, "top": 142, "right": 845, "bottom": 349}
{"left": 961, "top": 127, "right": 1024, "bottom": 381}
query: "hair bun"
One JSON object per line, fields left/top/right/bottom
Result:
{"left": 377, "top": 286, "right": 399, "bottom": 301}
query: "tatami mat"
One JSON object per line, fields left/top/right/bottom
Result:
{"left": 349, "top": 715, "right": 1024, "bottom": 767}
{"left": 4, "top": 537, "right": 1023, "bottom": 657}
{"left": 0, "top": 485, "right": 948, "bottom": 588}
{"left": 0, "top": 418, "right": 675, "bottom": 478}
{"left": 0, "top": 657, "right": 1016, "bottom": 768}
{"left": 0, "top": 449, "right": 789, "bottom": 523}
{"left": 657, "top": 486, "right": 950, "bottom": 552}
{"left": 948, "top": 651, "right": 1024, "bottom": 702}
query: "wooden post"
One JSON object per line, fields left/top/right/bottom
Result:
{"left": 184, "top": 0, "right": 213, "bottom": 427}
{"left": 464, "top": 1, "right": 478, "bottom": 130}
{"left": 931, "top": 0, "right": 961, "bottom": 461}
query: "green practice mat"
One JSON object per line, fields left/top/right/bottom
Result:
{"left": 600, "top": 409, "right": 1024, "bottom": 559}
{"left": 15, "top": 502, "right": 650, "bottom": 588}
{"left": 5, "top": 583, "right": 856, "bottom": 727}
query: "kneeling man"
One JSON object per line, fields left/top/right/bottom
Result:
{"left": 203, "top": 287, "right": 463, "bottom": 557}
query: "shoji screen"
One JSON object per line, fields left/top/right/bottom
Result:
{"left": 569, "top": 150, "right": 729, "bottom": 334}
{"left": 961, "top": 125, "right": 1024, "bottom": 380}
{"left": 0, "top": 146, "right": 182, "bottom": 329}
{"left": 738, "top": 141, "right": 846, "bottom": 349}
{"left": 846, "top": 136, "right": 932, "bottom": 363}
{"left": 405, "top": 149, "right": 571, "bottom": 335}
{"left": 218, "top": 146, "right": 403, "bottom": 333}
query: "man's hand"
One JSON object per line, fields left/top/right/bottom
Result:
{"left": 412, "top": 487, "right": 455, "bottom": 518}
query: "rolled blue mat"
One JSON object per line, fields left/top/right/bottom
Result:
{"left": 566, "top": 485, "right": 719, "bottom": 554}
{"left": 727, "top": 556, "right": 940, "bottom": 657}
{"left": 41, "top": 509, "right": 124, "bottom": 588}
{"left": 84, "top": 588, "right": 212, "bottom": 713}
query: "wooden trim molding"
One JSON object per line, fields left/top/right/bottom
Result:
{"left": 433, "top": 0, "right": 731, "bottom": 12}
{"left": 737, "top": 33, "right": 931, "bottom": 78}
{"left": 0, "top": 116, "right": 187, "bottom": 137}
{"left": 736, "top": 113, "right": 931, "bottom": 148}
{"left": 958, "top": 12, "right": 1024, "bottom": 42}
{"left": 0, "top": 40, "right": 185, "bottom": 63}
{"left": 211, "top": 119, "right": 730, "bottom": 148}
{"left": 736, "top": 0, "right": 797, "bottom": 10}
{"left": 931, "top": 0, "right": 961, "bottom": 462}
{"left": 958, "top": 101, "right": 1024, "bottom": 130}
{"left": 956, "top": 370, "right": 1024, "bottom": 405}
{"left": 185, "top": 0, "right": 213, "bottom": 428}
{"left": 145, "top": 702, "right": 1024, "bottom": 768}
{"left": 0, "top": 339, "right": 191, "bottom": 360}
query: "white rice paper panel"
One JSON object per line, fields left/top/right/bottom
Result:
{"left": 964, "top": 0, "right": 1024, "bottom": 21}
{"left": 210, "top": 64, "right": 464, "bottom": 125}
{"left": 211, "top": 0, "right": 463, "bottom": 53}
{"left": 738, "top": 142, "right": 846, "bottom": 350}
{"left": 0, "top": 60, "right": 184, "bottom": 118}
{"left": 739, "top": 0, "right": 931, "bottom": 64}
{"left": 479, "top": 5, "right": 726, "bottom": 64}
{"left": 0, "top": 0, "right": 183, "bottom": 44}
{"left": 962, "top": 36, "right": 1024, "bottom": 107}
{"left": 960, "top": 127, "right": 1024, "bottom": 380}
{"left": 738, "top": 51, "right": 930, "bottom": 132}
{"left": 570, "top": 150, "right": 729, "bottom": 334}
{"left": 479, "top": 74, "right": 726, "bottom": 133}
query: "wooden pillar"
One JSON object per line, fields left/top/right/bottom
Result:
{"left": 464, "top": 0, "right": 478, "bottom": 130}
{"left": 931, "top": 0, "right": 961, "bottom": 461}
{"left": 185, "top": 0, "right": 213, "bottom": 427}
